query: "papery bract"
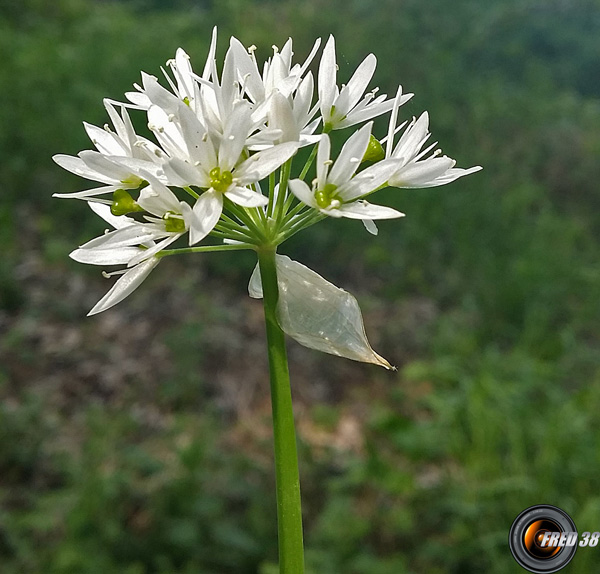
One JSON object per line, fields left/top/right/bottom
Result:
{"left": 249, "top": 255, "right": 393, "bottom": 369}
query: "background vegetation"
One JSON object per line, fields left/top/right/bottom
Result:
{"left": 1, "top": 0, "right": 599, "bottom": 572}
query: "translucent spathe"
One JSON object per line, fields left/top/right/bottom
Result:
{"left": 249, "top": 255, "right": 393, "bottom": 369}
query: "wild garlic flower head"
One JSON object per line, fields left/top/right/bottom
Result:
{"left": 54, "top": 27, "right": 481, "bottom": 367}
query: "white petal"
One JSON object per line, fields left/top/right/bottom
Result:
{"left": 104, "top": 100, "right": 131, "bottom": 145}
{"left": 147, "top": 104, "right": 187, "bottom": 159}
{"left": 335, "top": 53, "right": 377, "bottom": 114}
{"left": 389, "top": 156, "right": 456, "bottom": 188}
{"left": 79, "top": 151, "right": 133, "bottom": 183}
{"left": 80, "top": 225, "right": 162, "bottom": 250}
{"left": 219, "top": 102, "right": 253, "bottom": 171}
{"left": 137, "top": 172, "right": 182, "bottom": 216}
{"left": 420, "top": 165, "right": 483, "bottom": 187}
{"left": 249, "top": 255, "right": 393, "bottom": 368}
{"left": 228, "top": 37, "right": 264, "bottom": 103}
{"left": 124, "top": 91, "right": 152, "bottom": 109}
{"left": 174, "top": 48, "right": 196, "bottom": 100}
{"left": 336, "top": 200, "right": 405, "bottom": 220}
{"left": 189, "top": 189, "right": 223, "bottom": 245}
{"left": 392, "top": 111, "right": 430, "bottom": 162}
{"left": 316, "top": 134, "right": 331, "bottom": 189}
{"left": 385, "top": 85, "right": 405, "bottom": 158}
{"left": 53, "top": 154, "right": 117, "bottom": 185}
{"left": 88, "top": 201, "right": 136, "bottom": 229}
{"left": 225, "top": 186, "right": 268, "bottom": 207}
{"left": 163, "top": 157, "right": 206, "bottom": 187}
{"left": 106, "top": 156, "right": 165, "bottom": 181}
{"left": 293, "top": 73, "right": 315, "bottom": 126}
{"left": 328, "top": 123, "right": 372, "bottom": 186}
{"left": 269, "top": 91, "right": 300, "bottom": 143}
{"left": 53, "top": 184, "right": 119, "bottom": 199}
{"left": 362, "top": 219, "right": 378, "bottom": 235}
{"left": 288, "top": 179, "right": 317, "bottom": 209}
{"left": 83, "top": 122, "right": 128, "bottom": 156}
{"left": 336, "top": 99, "right": 398, "bottom": 129}
{"left": 202, "top": 27, "right": 218, "bottom": 80}
{"left": 88, "top": 257, "right": 160, "bottom": 316}
{"left": 178, "top": 106, "right": 216, "bottom": 167}
{"left": 141, "top": 72, "right": 182, "bottom": 114}
{"left": 337, "top": 158, "right": 400, "bottom": 201}
{"left": 70, "top": 246, "right": 142, "bottom": 265}
{"left": 235, "top": 142, "right": 299, "bottom": 184}
{"left": 127, "top": 234, "right": 181, "bottom": 266}
{"left": 318, "top": 35, "right": 337, "bottom": 120}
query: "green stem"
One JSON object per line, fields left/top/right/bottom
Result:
{"left": 257, "top": 248, "right": 304, "bottom": 574}
{"left": 277, "top": 212, "right": 325, "bottom": 243}
{"left": 156, "top": 244, "right": 254, "bottom": 258}
{"left": 274, "top": 160, "right": 293, "bottom": 223}
{"left": 298, "top": 144, "right": 318, "bottom": 180}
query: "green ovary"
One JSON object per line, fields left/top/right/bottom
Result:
{"left": 163, "top": 212, "right": 186, "bottom": 232}
{"left": 209, "top": 167, "right": 233, "bottom": 193}
{"left": 315, "top": 183, "right": 340, "bottom": 209}
{"left": 363, "top": 135, "right": 385, "bottom": 163}
{"left": 110, "top": 189, "right": 144, "bottom": 216}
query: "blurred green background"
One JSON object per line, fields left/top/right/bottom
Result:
{"left": 1, "top": 0, "right": 600, "bottom": 572}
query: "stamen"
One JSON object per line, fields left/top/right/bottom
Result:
{"left": 102, "top": 269, "right": 127, "bottom": 279}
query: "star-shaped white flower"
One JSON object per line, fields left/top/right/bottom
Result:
{"left": 52, "top": 100, "right": 165, "bottom": 201}
{"left": 385, "top": 87, "right": 482, "bottom": 188}
{"left": 318, "top": 35, "right": 412, "bottom": 131}
{"left": 288, "top": 123, "right": 404, "bottom": 231}
{"left": 69, "top": 203, "right": 164, "bottom": 315}
{"left": 162, "top": 101, "right": 299, "bottom": 243}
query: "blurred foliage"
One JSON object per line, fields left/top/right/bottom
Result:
{"left": 1, "top": 0, "right": 600, "bottom": 572}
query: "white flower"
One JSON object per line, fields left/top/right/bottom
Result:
{"left": 163, "top": 101, "right": 299, "bottom": 243}
{"left": 228, "top": 37, "right": 321, "bottom": 106}
{"left": 318, "top": 35, "right": 412, "bottom": 131}
{"left": 288, "top": 122, "right": 404, "bottom": 232}
{"left": 69, "top": 203, "right": 163, "bottom": 315}
{"left": 266, "top": 75, "right": 321, "bottom": 146}
{"left": 52, "top": 100, "right": 166, "bottom": 201}
{"left": 385, "top": 87, "right": 482, "bottom": 188}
